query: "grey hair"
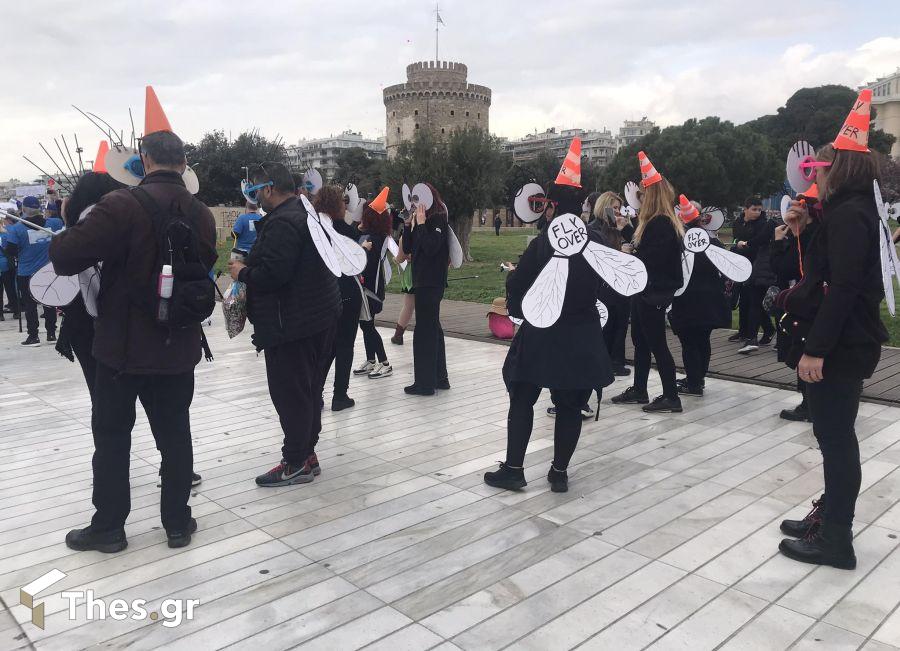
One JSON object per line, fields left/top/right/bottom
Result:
{"left": 141, "top": 131, "right": 186, "bottom": 167}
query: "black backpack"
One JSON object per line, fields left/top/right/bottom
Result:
{"left": 131, "top": 187, "right": 216, "bottom": 356}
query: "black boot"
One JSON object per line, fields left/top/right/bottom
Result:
{"left": 547, "top": 466, "right": 568, "bottom": 493}
{"left": 404, "top": 384, "right": 435, "bottom": 396}
{"left": 611, "top": 386, "right": 649, "bottom": 405}
{"left": 780, "top": 496, "right": 824, "bottom": 538}
{"left": 778, "top": 522, "right": 856, "bottom": 570}
{"left": 167, "top": 518, "right": 198, "bottom": 549}
{"left": 642, "top": 395, "right": 683, "bottom": 413}
{"left": 780, "top": 402, "right": 811, "bottom": 422}
{"left": 484, "top": 462, "right": 527, "bottom": 491}
{"left": 332, "top": 394, "right": 356, "bottom": 411}
{"left": 65, "top": 526, "right": 128, "bottom": 553}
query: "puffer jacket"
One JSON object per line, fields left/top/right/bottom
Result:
{"left": 238, "top": 197, "right": 340, "bottom": 350}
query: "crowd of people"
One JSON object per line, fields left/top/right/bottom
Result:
{"left": 0, "top": 87, "right": 885, "bottom": 574}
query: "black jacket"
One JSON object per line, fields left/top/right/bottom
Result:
{"left": 238, "top": 197, "right": 340, "bottom": 350}
{"left": 791, "top": 187, "right": 888, "bottom": 379}
{"left": 50, "top": 171, "right": 217, "bottom": 374}
{"left": 770, "top": 224, "right": 819, "bottom": 291}
{"left": 504, "top": 227, "right": 613, "bottom": 391}
{"left": 359, "top": 230, "right": 387, "bottom": 316}
{"left": 406, "top": 213, "right": 449, "bottom": 289}
{"left": 669, "top": 238, "right": 731, "bottom": 333}
{"left": 634, "top": 216, "right": 683, "bottom": 307}
{"left": 734, "top": 217, "right": 776, "bottom": 285}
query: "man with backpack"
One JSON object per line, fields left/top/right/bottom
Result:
{"left": 49, "top": 128, "right": 217, "bottom": 553}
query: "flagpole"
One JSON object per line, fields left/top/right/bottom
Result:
{"left": 435, "top": 1, "right": 439, "bottom": 62}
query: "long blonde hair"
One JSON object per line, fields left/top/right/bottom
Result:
{"left": 633, "top": 178, "right": 683, "bottom": 243}
{"left": 592, "top": 191, "right": 623, "bottom": 222}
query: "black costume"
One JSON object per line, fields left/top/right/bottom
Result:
{"left": 359, "top": 230, "right": 388, "bottom": 364}
{"left": 733, "top": 216, "right": 776, "bottom": 341}
{"left": 329, "top": 217, "right": 364, "bottom": 400}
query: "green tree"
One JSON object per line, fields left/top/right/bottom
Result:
{"left": 184, "top": 130, "right": 286, "bottom": 206}
{"left": 333, "top": 147, "right": 386, "bottom": 199}
{"left": 599, "top": 118, "right": 782, "bottom": 209}
{"left": 746, "top": 85, "right": 895, "bottom": 156}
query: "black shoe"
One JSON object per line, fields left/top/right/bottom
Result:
{"left": 255, "top": 459, "right": 314, "bottom": 486}
{"left": 437, "top": 378, "right": 451, "bottom": 390}
{"left": 404, "top": 384, "right": 435, "bottom": 396}
{"left": 780, "top": 403, "right": 811, "bottom": 422}
{"left": 778, "top": 524, "right": 856, "bottom": 570}
{"left": 613, "top": 366, "right": 631, "bottom": 377}
{"left": 167, "top": 518, "right": 198, "bottom": 549}
{"left": 65, "top": 526, "right": 128, "bottom": 553}
{"left": 332, "top": 394, "right": 356, "bottom": 411}
{"left": 780, "top": 497, "right": 824, "bottom": 538}
{"left": 759, "top": 334, "right": 773, "bottom": 346}
{"left": 611, "top": 386, "right": 649, "bottom": 405}
{"left": 643, "top": 395, "right": 683, "bottom": 413}
{"left": 548, "top": 466, "right": 568, "bottom": 493}
{"left": 677, "top": 382, "right": 704, "bottom": 396}
{"left": 46, "top": 331, "right": 56, "bottom": 342}
{"left": 192, "top": 472, "right": 202, "bottom": 487}
{"left": 483, "top": 462, "right": 527, "bottom": 491}
{"left": 21, "top": 334, "right": 40, "bottom": 347}
{"left": 727, "top": 332, "right": 743, "bottom": 342}
{"left": 0, "top": 313, "right": 4, "bottom": 321}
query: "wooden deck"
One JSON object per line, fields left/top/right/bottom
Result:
{"left": 2, "top": 312, "right": 900, "bottom": 649}
{"left": 377, "top": 294, "right": 900, "bottom": 406}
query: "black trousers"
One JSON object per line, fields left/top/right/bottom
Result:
{"left": 631, "top": 300, "right": 678, "bottom": 399}
{"left": 360, "top": 319, "right": 387, "bottom": 363}
{"left": 743, "top": 284, "right": 774, "bottom": 341}
{"left": 678, "top": 327, "right": 713, "bottom": 388}
{"left": 265, "top": 325, "right": 336, "bottom": 466}
{"left": 506, "top": 382, "right": 592, "bottom": 470}
{"left": 1, "top": 270, "right": 18, "bottom": 313}
{"left": 72, "top": 325, "right": 97, "bottom": 398}
{"left": 91, "top": 363, "right": 195, "bottom": 533}
{"left": 603, "top": 299, "right": 630, "bottom": 368}
{"left": 413, "top": 287, "right": 447, "bottom": 389}
{"left": 18, "top": 274, "right": 56, "bottom": 337}
{"left": 332, "top": 294, "right": 361, "bottom": 396}
{"left": 494, "top": 225, "right": 501, "bottom": 236}
{"left": 807, "top": 376, "right": 863, "bottom": 529}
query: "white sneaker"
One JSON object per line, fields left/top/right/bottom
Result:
{"left": 368, "top": 363, "right": 393, "bottom": 379}
{"left": 581, "top": 404, "right": 595, "bottom": 419}
{"left": 738, "top": 343, "right": 759, "bottom": 354}
{"left": 353, "top": 360, "right": 376, "bottom": 375}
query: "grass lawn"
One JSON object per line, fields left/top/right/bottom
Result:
{"left": 215, "top": 228, "right": 900, "bottom": 346}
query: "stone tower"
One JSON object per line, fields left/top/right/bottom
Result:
{"left": 383, "top": 61, "right": 491, "bottom": 158}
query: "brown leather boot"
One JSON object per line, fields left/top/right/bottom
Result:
{"left": 391, "top": 325, "right": 405, "bottom": 345}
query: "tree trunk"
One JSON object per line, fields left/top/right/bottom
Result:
{"left": 451, "top": 214, "right": 475, "bottom": 262}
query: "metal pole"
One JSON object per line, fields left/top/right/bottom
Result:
{"left": 0, "top": 209, "right": 57, "bottom": 235}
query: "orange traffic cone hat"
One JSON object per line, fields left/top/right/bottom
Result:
{"left": 677, "top": 194, "right": 699, "bottom": 223}
{"left": 639, "top": 151, "right": 663, "bottom": 187}
{"left": 144, "top": 86, "right": 173, "bottom": 135}
{"left": 554, "top": 137, "right": 582, "bottom": 187}
{"left": 833, "top": 89, "right": 872, "bottom": 152}
{"left": 93, "top": 141, "right": 109, "bottom": 173}
{"left": 368, "top": 186, "right": 390, "bottom": 214}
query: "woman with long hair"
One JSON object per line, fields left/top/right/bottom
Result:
{"left": 315, "top": 185, "right": 361, "bottom": 411}
{"left": 353, "top": 188, "right": 393, "bottom": 380}
{"left": 589, "top": 191, "right": 632, "bottom": 377}
{"left": 778, "top": 92, "right": 888, "bottom": 568}
{"left": 612, "top": 152, "right": 684, "bottom": 413}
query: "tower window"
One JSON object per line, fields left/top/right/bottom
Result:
{"left": 441, "top": 128, "right": 445, "bottom": 134}
{"left": 392, "top": 111, "right": 395, "bottom": 117}
{"left": 450, "top": 110, "right": 454, "bottom": 116}
{"left": 415, "top": 123, "right": 419, "bottom": 129}
{"left": 396, "top": 127, "right": 400, "bottom": 133}
{"left": 414, "top": 109, "right": 419, "bottom": 116}
{"left": 465, "top": 111, "right": 470, "bottom": 117}
{"left": 478, "top": 112, "right": 481, "bottom": 119}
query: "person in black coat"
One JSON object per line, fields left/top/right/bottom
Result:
{"left": 613, "top": 155, "right": 684, "bottom": 413}
{"left": 731, "top": 197, "right": 776, "bottom": 351}
{"left": 777, "top": 130, "right": 888, "bottom": 569}
{"left": 668, "top": 202, "right": 730, "bottom": 396}
{"left": 484, "top": 180, "right": 614, "bottom": 493}
{"left": 315, "top": 186, "right": 362, "bottom": 412}
{"left": 229, "top": 163, "right": 341, "bottom": 487}
{"left": 354, "top": 188, "right": 393, "bottom": 380}
{"left": 404, "top": 184, "right": 450, "bottom": 396}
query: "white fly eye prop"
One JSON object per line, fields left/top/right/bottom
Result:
{"left": 343, "top": 183, "right": 364, "bottom": 222}
{"left": 299, "top": 194, "right": 341, "bottom": 277}
{"left": 675, "top": 227, "right": 752, "bottom": 297}
{"left": 410, "top": 183, "right": 434, "bottom": 211}
{"left": 624, "top": 181, "right": 642, "bottom": 210}
{"left": 786, "top": 141, "right": 821, "bottom": 194}
{"left": 301, "top": 169, "right": 323, "bottom": 196}
{"left": 401, "top": 183, "right": 412, "bottom": 211}
{"left": 699, "top": 207, "right": 725, "bottom": 233}
{"left": 521, "top": 214, "right": 648, "bottom": 328}
{"left": 874, "top": 180, "right": 900, "bottom": 317}
{"left": 513, "top": 182, "right": 547, "bottom": 223}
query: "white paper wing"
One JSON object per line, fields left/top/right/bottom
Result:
{"left": 582, "top": 241, "right": 647, "bottom": 297}
{"left": 448, "top": 226, "right": 463, "bottom": 269}
{"left": 522, "top": 256, "right": 568, "bottom": 328}
{"left": 385, "top": 235, "right": 399, "bottom": 258}
{"left": 321, "top": 218, "right": 367, "bottom": 276}
{"left": 596, "top": 300, "right": 609, "bottom": 328}
{"left": 705, "top": 245, "right": 753, "bottom": 283}
{"left": 674, "top": 251, "right": 694, "bottom": 297}
{"left": 624, "top": 181, "right": 642, "bottom": 210}
{"left": 79, "top": 266, "right": 101, "bottom": 317}
{"left": 306, "top": 215, "right": 341, "bottom": 277}
{"left": 379, "top": 237, "right": 393, "bottom": 286}
{"left": 30, "top": 262, "right": 80, "bottom": 307}
{"left": 880, "top": 220, "right": 896, "bottom": 316}
{"left": 383, "top": 257, "right": 393, "bottom": 286}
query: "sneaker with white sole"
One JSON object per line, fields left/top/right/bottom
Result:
{"left": 368, "top": 362, "right": 393, "bottom": 379}
{"left": 353, "top": 360, "right": 376, "bottom": 376}
{"left": 21, "top": 334, "right": 40, "bottom": 347}
{"left": 738, "top": 342, "right": 759, "bottom": 354}
{"left": 255, "top": 459, "right": 314, "bottom": 486}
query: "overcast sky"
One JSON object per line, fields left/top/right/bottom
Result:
{"left": 3, "top": 0, "right": 899, "bottom": 181}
